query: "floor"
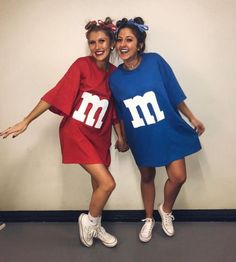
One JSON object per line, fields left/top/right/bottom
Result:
{"left": 0, "top": 221, "right": 235, "bottom": 262}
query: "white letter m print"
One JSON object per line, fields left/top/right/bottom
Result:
{"left": 123, "top": 91, "right": 165, "bottom": 128}
{"left": 72, "top": 92, "right": 109, "bottom": 128}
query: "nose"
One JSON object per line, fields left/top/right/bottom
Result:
{"left": 118, "top": 40, "right": 126, "bottom": 48}
{"left": 95, "top": 42, "right": 100, "bottom": 49}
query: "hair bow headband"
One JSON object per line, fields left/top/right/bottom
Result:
{"left": 127, "top": 19, "right": 149, "bottom": 32}
{"left": 86, "top": 20, "right": 116, "bottom": 32}
{"left": 97, "top": 20, "right": 116, "bottom": 32}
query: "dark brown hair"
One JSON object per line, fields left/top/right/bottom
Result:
{"left": 116, "top": 17, "right": 147, "bottom": 53}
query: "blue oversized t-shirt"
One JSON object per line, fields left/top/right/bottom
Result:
{"left": 109, "top": 53, "right": 201, "bottom": 167}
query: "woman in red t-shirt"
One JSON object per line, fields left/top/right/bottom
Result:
{"left": 0, "top": 18, "right": 128, "bottom": 248}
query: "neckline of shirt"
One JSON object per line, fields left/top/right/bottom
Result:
{"left": 88, "top": 56, "right": 112, "bottom": 74}
{"left": 119, "top": 53, "right": 146, "bottom": 73}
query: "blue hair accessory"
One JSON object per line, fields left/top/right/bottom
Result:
{"left": 127, "top": 19, "right": 149, "bottom": 32}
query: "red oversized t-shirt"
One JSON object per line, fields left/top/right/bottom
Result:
{"left": 42, "top": 56, "right": 117, "bottom": 166}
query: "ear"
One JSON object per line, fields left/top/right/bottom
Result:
{"left": 110, "top": 41, "right": 115, "bottom": 50}
{"left": 138, "top": 43, "right": 144, "bottom": 51}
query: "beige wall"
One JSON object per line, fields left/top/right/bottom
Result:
{"left": 0, "top": 0, "right": 235, "bottom": 210}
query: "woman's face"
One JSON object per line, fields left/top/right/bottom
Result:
{"left": 116, "top": 28, "right": 140, "bottom": 62}
{"left": 87, "top": 30, "right": 112, "bottom": 63}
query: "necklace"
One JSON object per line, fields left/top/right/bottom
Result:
{"left": 123, "top": 57, "right": 141, "bottom": 70}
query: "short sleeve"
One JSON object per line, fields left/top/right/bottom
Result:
{"left": 158, "top": 55, "right": 186, "bottom": 107}
{"left": 41, "top": 60, "right": 81, "bottom": 116}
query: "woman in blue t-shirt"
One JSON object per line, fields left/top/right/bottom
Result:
{"left": 109, "top": 17, "right": 205, "bottom": 242}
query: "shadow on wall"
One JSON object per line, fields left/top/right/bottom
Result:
{"left": 0, "top": 121, "right": 91, "bottom": 211}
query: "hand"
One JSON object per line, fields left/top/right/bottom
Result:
{"left": 190, "top": 118, "right": 205, "bottom": 136}
{"left": 115, "top": 138, "right": 129, "bottom": 152}
{"left": 0, "top": 120, "right": 29, "bottom": 139}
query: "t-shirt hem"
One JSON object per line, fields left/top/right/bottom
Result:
{"left": 136, "top": 146, "right": 201, "bottom": 168}
{"left": 62, "top": 160, "right": 110, "bottom": 167}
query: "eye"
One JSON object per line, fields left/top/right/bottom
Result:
{"left": 126, "top": 38, "right": 133, "bottom": 42}
{"left": 98, "top": 39, "right": 105, "bottom": 44}
{"left": 88, "top": 40, "right": 95, "bottom": 45}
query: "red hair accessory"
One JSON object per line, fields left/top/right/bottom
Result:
{"left": 97, "top": 20, "right": 116, "bottom": 32}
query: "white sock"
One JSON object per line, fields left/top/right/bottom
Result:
{"left": 88, "top": 212, "right": 99, "bottom": 225}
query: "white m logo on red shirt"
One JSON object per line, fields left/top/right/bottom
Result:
{"left": 72, "top": 92, "right": 109, "bottom": 128}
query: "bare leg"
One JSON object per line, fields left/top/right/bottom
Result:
{"left": 78, "top": 164, "right": 117, "bottom": 248}
{"left": 81, "top": 164, "right": 116, "bottom": 217}
{"left": 139, "top": 167, "right": 156, "bottom": 218}
{"left": 163, "top": 159, "right": 187, "bottom": 213}
{"left": 91, "top": 177, "right": 98, "bottom": 192}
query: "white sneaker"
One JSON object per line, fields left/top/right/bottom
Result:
{"left": 158, "top": 203, "right": 175, "bottom": 236}
{"left": 0, "top": 222, "right": 6, "bottom": 231}
{"left": 139, "top": 218, "right": 155, "bottom": 242}
{"left": 96, "top": 226, "right": 118, "bottom": 247}
{"left": 78, "top": 213, "right": 98, "bottom": 247}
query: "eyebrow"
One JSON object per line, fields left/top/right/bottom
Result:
{"left": 118, "top": 35, "right": 134, "bottom": 38}
{"left": 89, "top": 37, "right": 106, "bottom": 42}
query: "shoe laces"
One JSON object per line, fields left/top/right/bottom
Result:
{"left": 87, "top": 225, "right": 98, "bottom": 238}
{"left": 163, "top": 213, "right": 175, "bottom": 225}
{"left": 96, "top": 226, "right": 112, "bottom": 240}
{"left": 141, "top": 218, "right": 154, "bottom": 234}
{"left": 97, "top": 226, "right": 106, "bottom": 235}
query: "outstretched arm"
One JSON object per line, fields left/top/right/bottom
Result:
{"left": 177, "top": 101, "right": 205, "bottom": 136}
{"left": 0, "top": 100, "right": 51, "bottom": 139}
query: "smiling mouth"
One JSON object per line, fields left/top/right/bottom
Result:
{"left": 120, "top": 48, "right": 129, "bottom": 54}
{"left": 95, "top": 50, "right": 104, "bottom": 56}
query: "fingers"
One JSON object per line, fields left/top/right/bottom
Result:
{"left": 0, "top": 120, "right": 28, "bottom": 139}
{"left": 0, "top": 129, "right": 11, "bottom": 139}
{"left": 0, "top": 127, "right": 11, "bottom": 136}
{"left": 196, "top": 124, "right": 205, "bottom": 136}
{"left": 1, "top": 130, "right": 16, "bottom": 139}
{"left": 191, "top": 119, "right": 205, "bottom": 136}
{"left": 119, "top": 146, "right": 129, "bottom": 152}
{"left": 0, "top": 127, "right": 21, "bottom": 139}
{"left": 115, "top": 142, "right": 129, "bottom": 152}
{"left": 12, "top": 130, "right": 22, "bottom": 138}
{"left": 121, "top": 143, "right": 129, "bottom": 152}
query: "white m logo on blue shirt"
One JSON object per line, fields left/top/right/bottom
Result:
{"left": 123, "top": 91, "right": 165, "bottom": 128}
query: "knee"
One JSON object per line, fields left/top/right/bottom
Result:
{"left": 171, "top": 173, "right": 186, "bottom": 186}
{"left": 141, "top": 173, "right": 155, "bottom": 184}
{"left": 109, "top": 180, "right": 116, "bottom": 192}
{"left": 102, "top": 179, "right": 116, "bottom": 194}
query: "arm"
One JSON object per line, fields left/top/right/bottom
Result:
{"left": 113, "top": 120, "right": 129, "bottom": 152}
{"left": 0, "top": 100, "right": 51, "bottom": 139}
{"left": 177, "top": 101, "right": 205, "bottom": 136}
